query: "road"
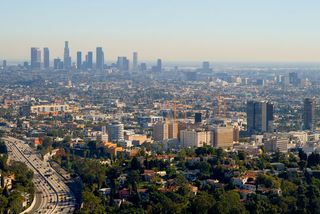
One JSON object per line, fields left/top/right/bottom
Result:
{"left": 4, "top": 137, "right": 76, "bottom": 214}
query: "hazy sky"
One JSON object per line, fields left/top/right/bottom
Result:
{"left": 1, "top": 0, "right": 320, "bottom": 62}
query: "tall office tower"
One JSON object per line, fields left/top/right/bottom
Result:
{"left": 140, "top": 63, "right": 147, "bottom": 72}
{"left": 289, "top": 72, "right": 300, "bottom": 86}
{"left": 43, "top": 47, "right": 50, "bottom": 68}
{"left": 2, "top": 60, "right": 7, "bottom": 69}
{"left": 108, "top": 122, "right": 124, "bottom": 142}
{"left": 202, "top": 61, "right": 210, "bottom": 71}
{"left": 212, "top": 126, "right": 234, "bottom": 149}
{"left": 168, "top": 122, "right": 179, "bottom": 139}
{"left": 303, "top": 98, "right": 316, "bottom": 130}
{"left": 63, "top": 41, "right": 71, "bottom": 69}
{"left": 117, "top": 57, "right": 129, "bottom": 71}
{"left": 86, "top": 51, "right": 93, "bottom": 69}
{"left": 23, "top": 62, "right": 29, "bottom": 69}
{"left": 194, "top": 112, "right": 202, "bottom": 123}
{"left": 53, "top": 58, "right": 63, "bottom": 70}
{"left": 153, "top": 122, "right": 169, "bottom": 141}
{"left": 132, "top": 52, "right": 138, "bottom": 71}
{"left": 76, "top": 51, "right": 82, "bottom": 70}
{"left": 152, "top": 121, "right": 178, "bottom": 141}
{"left": 247, "top": 100, "right": 274, "bottom": 134}
{"left": 31, "top": 47, "right": 41, "bottom": 70}
{"left": 96, "top": 47, "right": 104, "bottom": 70}
{"left": 180, "top": 129, "right": 211, "bottom": 147}
{"left": 157, "top": 59, "right": 162, "bottom": 72}
{"left": 102, "top": 126, "right": 107, "bottom": 134}
{"left": 152, "top": 59, "right": 162, "bottom": 72}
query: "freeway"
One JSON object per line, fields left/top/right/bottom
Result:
{"left": 4, "top": 137, "right": 76, "bottom": 214}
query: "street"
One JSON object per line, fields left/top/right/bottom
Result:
{"left": 4, "top": 137, "right": 76, "bottom": 214}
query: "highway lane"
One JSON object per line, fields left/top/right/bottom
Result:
{"left": 5, "top": 142, "right": 56, "bottom": 213}
{"left": 4, "top": 137, "right": 76, "bottom": 214}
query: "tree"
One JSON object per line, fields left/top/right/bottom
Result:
{"left": 88, "top": 141, "right": 97, "bottom": 157}
{"left": 238, "top": 151, "right": 247, "bottom": 161}
{"left": 307, "top": 152, "right": 320, "bottom": 167}
{"left": 63, "top": 135, "right": 72, "bottom": 143}
{"left": 130, "top": 157, "right": 141, "bottom": 171}
{"left": 0, "top": 195, "right": 8, "bottom": 214}
{"left": 190, "top": 191, "right": 215, "bottom": 213}
{"left": 127, "top": 170, "right": 140, "bottom": 193}
{"left": 196, "top": 161, "right": 211, "bottom": 177}
{"left": 8, "top": 191, "right": 24, "bottom": 214}
{"left": 306, "top": 185, "right": 320, "bottom": 213}
{"left": 177, "top": 149, "right": 186, "bottom": 161}
{"left": 214, "top": 191, "right": 247, "bottom": 214}
{"left": 0, "top": 156, "right": 8, "bottom": 170}
{"left": 80, "top": 190, "right": 105, "bottom": 214}
{"left": 107, "top": 166, "right": 121, "bottom": 205}
{"left": 296, "top": 185, "right": 308, "bottom": 214}
{"left": 299, "top": 149, "right": 308, "bottom": 161}
{"left": 256, "top": 174, "right": 280, "bottom": 189}
{"left": 0, "top": 141, "right": 7, "bottom": 154}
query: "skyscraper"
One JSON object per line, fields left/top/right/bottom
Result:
{"left": 87, "top": 51, "right": 93, "bottom": 69}
{"left": 117, "top": 57, "right": 129, "bottom": 72}
{"left": 108, "top": 122, "right": 124, "bottom": 142}
{"left": 153, "top": 121, "right": 178, "bottom": 141}
{"left": 140, "top": 63, "right": 147, "bottom": 72}
{"left": 76, "top": 51, "right": 82, "bottom": 70}
{"left": 96, "top": 47, "right": 104, "bottom": 70}
{"left": 157, "top": 59, "right": 162, "bottom": 72}
{"left": 30, "top": 47, "right": 41, "bottom": 70}
{"left": 289, "top": 72, "right": 300, "bottom": 86}
{"left": 194, "top": 112, "right": 202, "bottom": 123}
{"left": 63, "top": 41, "right": 71, "bottom": 69}
{"left": 43, "top": 47, "right": 50, "bottom": 68}
{"left": 132, "top": 52, "right": 138, "bottom": 71}
{"left": 53, "top": 58, "right": 63, "bottom": 69}
{"left": 202, "top": 61, "right": 209, "bottom": 70}
{"left": 202, "top": 61, "right": 212, "bottom": 72}
{"left": 180, "top": 129, "right": 211, "bottom": 147}
{"left": 247, "top": 101, "right": 274, "bottom": 134}
{"left": 303, "top": 98, "right": 316, "bottom": 130}
{"left": 212, "top": 126, "right": 234, "bottom": 149}
{"left": 2, "top": 60, "right": 7, "bottom": 69}
{"left": 152, "top": 59, "right": 162, "bottom": 72}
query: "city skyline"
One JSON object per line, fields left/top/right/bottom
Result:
{"left": 1, "top": 0, "right": 320, "bottom": 62}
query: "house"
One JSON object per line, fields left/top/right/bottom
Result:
{"left": 243, "top": 184, "right": 256, "bottom": 191}
{"left": 142, "top": 170, "right": 156, "bottom": 181}
{"left": 156, "top": 171, "right": 167, "bottom": 177}
{"left": 137, "top": 188, "right": 149, "bottom": 200}
{"left": 98, "top": 188, "right": 112, "bottom": 196}
{"left": 118, "top": 188, "right": 130, "bottom": 199}
{"left": 188, "top": 184, "right": 198, "bottom": 196}
{"left": 3, "top": 174, "right": 15, "bottom": 190}
{"left": 232, "top": 171, "right": 257, "bottom": 189}
{"left": 118, "top": 174, "right": 127, "bottom": 188}
{"left": 21, "top": 192, "right": 31, "bottom": 208}
{"left": 270, "top": 163, "right": 285, "bottom": 171}
{"left": 236, "top": 189, "right": 254, "bottom": 200}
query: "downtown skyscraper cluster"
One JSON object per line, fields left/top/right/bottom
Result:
{"left": 27, "top": 41, "right": 166, "bottom": 73}
{"left": 30, "top": 41, "right": 106, "bottom": 71}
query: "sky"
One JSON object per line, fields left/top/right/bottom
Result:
{"left": 1, "top": 0, "right": 320, "bottom": 63}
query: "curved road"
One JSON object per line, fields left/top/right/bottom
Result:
{"left": 4, "top": 137, "right": 76, "bottom": 214}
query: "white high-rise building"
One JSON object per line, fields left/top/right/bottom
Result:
{"left": 132, "top": 52, "right": 138, "bottom": 71}
{"left": 63, "top": 41, "right": 71, "bottom": 69}
{"left": 108, "top": 122, "right": 124, "bottom": 142}
{"left": 180, "top": 129, "right": 212, "bottom": 147}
